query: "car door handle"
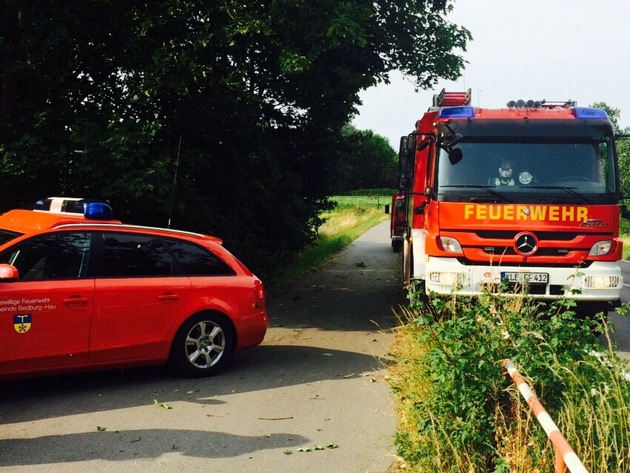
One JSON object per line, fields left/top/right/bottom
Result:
{"left": 63, "top": 296, "right": 89, "bottom": 305}
{"left": 158, "top": 293, "right": 179, "bottom": 302}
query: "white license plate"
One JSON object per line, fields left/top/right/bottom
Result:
{"left": 501, "top": 272, "right": 549, "bottom": 284}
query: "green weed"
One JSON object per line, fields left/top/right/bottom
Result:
{"left": 390, "top": 290, "right": 630, "bottom": 472}
{"left": 620, "top": 218, "right": 630, "bottom": 259}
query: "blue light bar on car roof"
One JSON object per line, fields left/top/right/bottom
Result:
{"left": 84, "top": 202, "right": 114, "bottom": 220}
{"left": 573, "top": 107, "right": 609, "bottom": 120}
{"left": 439, "top": 106, "right": 476, "bottom": 119}
{"left": 33, "top": 197, "right": 114, "bottom": 220}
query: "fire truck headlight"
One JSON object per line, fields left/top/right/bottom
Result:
{"left": 588, "top": 241, "right": 612, "bottom": 256}
{"left": 438, "top": 236, "right": 463, "bottom": 254}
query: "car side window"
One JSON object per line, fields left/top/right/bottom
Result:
{"left": 166, "top": 240, "right": 235, "bottom": 276}
{"left": 100, "top": 233, "right": 173, "bottom": 277}
{"left": 0, "top": 229, "right": 21, "bottom": 246}
{"left": 0, "top": 232, "right": 91, "bottom": 280}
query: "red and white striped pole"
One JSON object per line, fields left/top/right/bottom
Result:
{"left": 503, "top": 359, "right": 588, "bottom": 473}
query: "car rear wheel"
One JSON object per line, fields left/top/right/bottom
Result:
{"left": 169, "top": 312, "right": 235, "bottom": 377}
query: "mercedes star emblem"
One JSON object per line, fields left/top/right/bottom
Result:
{"left": 514, "top": 232, "right": 537, "bottom": 256}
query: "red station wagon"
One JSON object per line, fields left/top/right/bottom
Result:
{"left": 0, "top": 198, "right": 268, "bottom": 379}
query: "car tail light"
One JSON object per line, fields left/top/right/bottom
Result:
{"left": 253, "top": 280, "right": 265, "bottom": 307}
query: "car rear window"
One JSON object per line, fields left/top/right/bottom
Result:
{"left": 166, "top": 240, "right": 235, "bottom": 276}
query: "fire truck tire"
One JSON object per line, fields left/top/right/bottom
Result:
{"left": 403, "top": 239, "right": 412, "bottom": 286}
{"left": 574, "top": 301, "right": 611, "bottom": 319}
{"left": 392, "top": 240, "right": 403, "bottom": 253}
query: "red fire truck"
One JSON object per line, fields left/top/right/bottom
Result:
{"left": 397, "top": 89, "right": 628, "bottom": 314}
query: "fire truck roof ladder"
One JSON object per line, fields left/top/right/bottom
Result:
{"left": 541, "top": 99, "right": 577, "bottom": 109}
{"left": 433, "top": 88, "right": 472, "bottom": 107}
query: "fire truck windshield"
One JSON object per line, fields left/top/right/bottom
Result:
{"left": 435, "top": 119, "right": 617, "bottom": 205}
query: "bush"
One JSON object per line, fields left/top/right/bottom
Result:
{"left": 390, "top": 289, "right": 630, "bottom": 472}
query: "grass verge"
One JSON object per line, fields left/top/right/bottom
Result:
{"left": 621, "top": 218, "right": 630, "bottom": 259}
{"left": 389, "top": 292, "right": 630, "bottom": 472}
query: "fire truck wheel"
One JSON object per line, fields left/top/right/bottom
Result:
{"left": 403, "top": 239, "right": 412, "bottom": 286}
{"left": 574, "top": 302, "right": 611, "bottom": 320}
{"left": 392, "top": 240, "right": 403, "bottom": 253}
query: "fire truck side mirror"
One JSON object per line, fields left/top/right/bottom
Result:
{"left": 398, "top": 141, "right": 409, "bottom": 173}
{"left": 398, "top": 135, "right": 408, "bottom": 155}
{"left": 448, "top": 147, "right": 463, "bottom": 165}
{"left": 621, "top": 205, "right": 630, "bottom": 220}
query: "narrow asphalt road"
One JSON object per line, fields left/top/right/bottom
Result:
{"left": 0, "top": 220, "right": 405, "bottom": 473}
{"left": 257, "top": 219, "right": 405, "bottom": 472}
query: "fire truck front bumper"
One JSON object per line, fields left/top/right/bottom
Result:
{"left": 423, "top": 257, "right": 623, "bottom": 302}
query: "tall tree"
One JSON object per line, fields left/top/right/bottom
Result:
{"left": 0, "top": 0, "right": 470, "bottom": 277}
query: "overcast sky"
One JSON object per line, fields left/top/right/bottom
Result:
{"left": 352, "top": 0, "right": 630, "bottom": 148}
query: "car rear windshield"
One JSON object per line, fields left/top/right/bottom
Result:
{"left": 165, "top": 239, "right": 236, "bottom": 276}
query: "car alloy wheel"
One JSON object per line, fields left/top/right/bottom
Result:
{"left": 170, "top": 312, "right": 234, "bottom": 377}
{"left": 186, "top": 319, "right": 225, "bottom": 369}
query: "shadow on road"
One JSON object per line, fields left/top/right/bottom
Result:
{"left": 0, "top": 428, "right": 309, "bottom": 466}
{"left": 0, "top": 342, "right": 388, "bottom": 425}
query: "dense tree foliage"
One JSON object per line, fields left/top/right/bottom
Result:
{"left": 333, "top": 125, "right": 397, "bottom": 192}
{"left": 618, "top": 139, "right": 630, "bottom": 198}
{"left": 0, "top": 0, "right": 470, "bottom": 278}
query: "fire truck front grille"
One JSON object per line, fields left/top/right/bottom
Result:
{"left": 474, "top": 231, "right": 593, "bottom": 241}
{"left": 450, "top": 230, "right": 614, "bottom": 263}
{"left": 480, "top": 247, "right": 583, "bottom": 257}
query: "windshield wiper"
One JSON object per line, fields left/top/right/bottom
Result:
{"left": 440, "top": 185, "right": 513, "bottom": 203}
{"left": 523, "top": 186, "right": 593, "bottom": 204}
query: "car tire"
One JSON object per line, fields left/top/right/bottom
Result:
{"left": 169, "top": 312, "right": 235, "bottom": 377}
